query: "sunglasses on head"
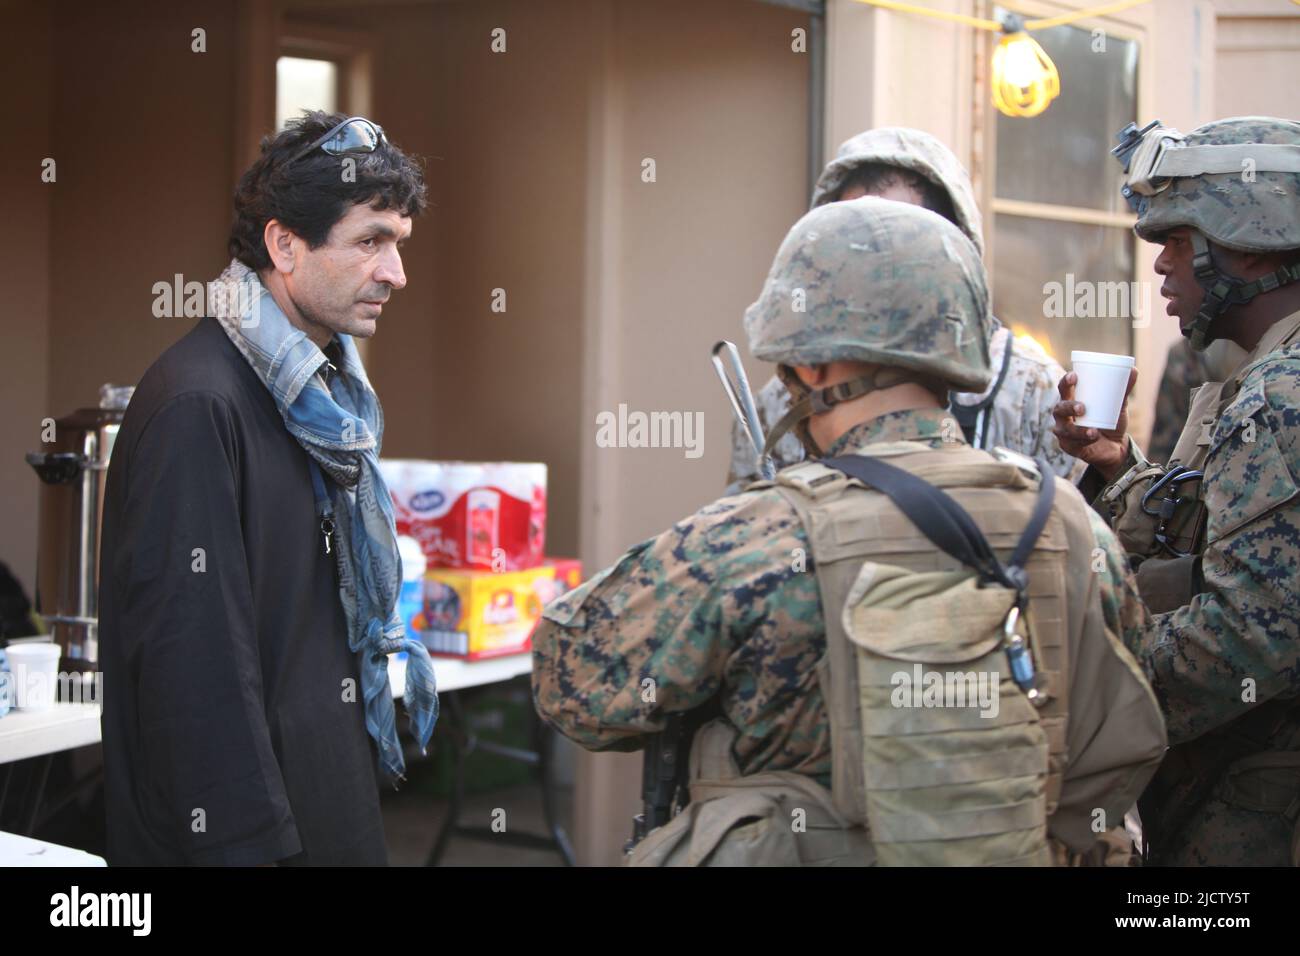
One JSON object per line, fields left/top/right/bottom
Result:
{"left": 288, "top": 116, "right": 387, "bottom": 165}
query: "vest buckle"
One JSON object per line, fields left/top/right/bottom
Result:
{"left": 1139, "top": 465, "right": 1205, "bottom": 557}
{"left": 1002, "top": 605, "right": 1046, "bottom": 708}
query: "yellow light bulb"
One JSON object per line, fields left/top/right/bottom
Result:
{"left": 992, "top": 32, "right": 1061, "bottom": 118}
{"left": 1000, "top": 36, "right": 1042, "bottom": 88}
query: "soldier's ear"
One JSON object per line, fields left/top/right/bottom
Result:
{"left": 791, "top": 364, "right": 828, "bottom": 389}
{"left": 1250, "top": 248, "right": 1300, "bottom": 275}
{"left": 1211, "top": 243, "right": 1273, "bottom": 280}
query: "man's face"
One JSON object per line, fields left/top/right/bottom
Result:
{"left": 1153, "top": 226, "right": 1203, "bottom": 334}
{"left": 1153, "top": 227, "right": 1294, "bottom": 342}
{"left": 284, "top": 202, "right": 411, "bottom": 340}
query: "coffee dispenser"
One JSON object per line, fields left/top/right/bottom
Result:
{"left": 25, "top": 384, "right": 134, "bottom": 672}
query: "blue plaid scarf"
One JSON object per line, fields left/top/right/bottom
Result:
{"left": 210, "top": 258, "right": 437, "bottom": 781}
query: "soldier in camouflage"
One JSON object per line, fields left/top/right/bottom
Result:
{"left": 1053, "top": 117, "right": 1300, "bottom": 865}
{"left": 725, "top": 127, "right": 1083, "bottom": 495}
{"left": 534, "top": 198, "right": 1164, "bottom": 866}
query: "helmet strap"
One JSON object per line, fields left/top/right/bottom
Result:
{"left": 1187, "top": 231, "right": 1300, "bottom": 352}
{"left": 764, "top": 366, "right": 943, "bottom": 460}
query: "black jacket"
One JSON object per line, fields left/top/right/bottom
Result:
{"left": 99, "top": 317, "right": 388, "bottom": 865}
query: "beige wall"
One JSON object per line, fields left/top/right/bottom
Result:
{"left": 45, "top": 0, "right": 240, "bottom": 418}
{"left": 324, "top": 2, "right": 594, "bottom": 566}
{"left": 574, "top": 0, "right": 812, "bottom": 864}
{"left": 827, "top": 0, "right": 975, "bottom": 161}
{"left": 0, "top": 2, "right": 53, "bottom": 599}
{"left": 1213, "top": 0, "right": 1300, "bottom": 119}
{"left": 2, "top": 0, "right": 238, "bottom": 597}
{"left": 583, "top": 0, "right": 812, "bottom": 558}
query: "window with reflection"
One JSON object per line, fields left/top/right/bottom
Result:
{"left": 990, "top": 23, "right": 1140, "bottom": 363}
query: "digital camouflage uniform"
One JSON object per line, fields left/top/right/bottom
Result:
{"left": 535, "top": 199, "right": 1164, "bottom": 865}
{"left": 544, "top": 410, "right": 1153, "bottom": 772}
{"left": 725, "top": 127, "right": 1082, "bottom": 495}
{"left": 1095, "top": 117, "right": 1300, "bottom": 865}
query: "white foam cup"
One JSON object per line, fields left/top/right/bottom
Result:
{"left": 1070, "top": 350, "right": 1136, "bottom": 430}
{"left": 6, "top": 642, "right": 62, "bottom": 712}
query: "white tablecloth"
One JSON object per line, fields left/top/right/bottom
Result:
{"left": 0, "top": 829, "right": 106, "bottom": 866}
{"left": 0, "top": 703, "right": 102, "bottom": 764}
{"left": 388, "top": 651, "right": 532, "bottom": 698}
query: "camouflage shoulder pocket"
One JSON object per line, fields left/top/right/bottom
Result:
{"left": 1205, "top": 381, "right": 1300, "bottom": 545}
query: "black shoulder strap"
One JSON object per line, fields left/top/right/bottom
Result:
{"left": 947, "top": 333, "right": 1015, "bottom": 447}
{"left": 1009, "top": 468, "right": 1056, "bottom": 576}
{"left": 820, "top": 453, "right": 1055, "bottom": 592}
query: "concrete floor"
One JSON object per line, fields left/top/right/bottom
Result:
{"left": 381, "top": 779, "right": 574, "bottom": 866}
{"left": 382, "top": 677, "right": 579, "bottom": 866}
{"left": 20, "top": 758, "right": 574, "bottom": 867}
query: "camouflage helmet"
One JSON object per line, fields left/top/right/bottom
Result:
{"left": 1114, "top": 116, "right": 1300, "bottom": 350}
{"left": 1125, "top": 116, "right": 1300, "bottom": 251}
{"left": 745, "top": 196, "right": 991, "bottom": 395}
{"left": 810, "top": 127, "right": 985, "bottom": 257}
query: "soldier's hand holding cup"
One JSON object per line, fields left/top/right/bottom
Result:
{"left": 1052, "top": 353, "right": 1138, "bottom": 483}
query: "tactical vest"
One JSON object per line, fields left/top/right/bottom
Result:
{"left": 628, "top": 441, "right": 1101, "bottom": 867}
{"left": 1109, "top": 380, "right": 1221, "bottom": 563}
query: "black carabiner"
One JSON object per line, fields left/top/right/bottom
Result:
{"left": 1139, "top": 465, "right": 1204, "bottom": 557}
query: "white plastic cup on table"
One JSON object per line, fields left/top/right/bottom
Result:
{"left": 1070, "top": 351, "right": 1136, "bottom": 431}
{"left": 7, "top": 642, "right": 62, "bottom": 712}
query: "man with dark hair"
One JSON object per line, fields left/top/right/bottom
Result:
{"left": 837, "top": 162, "right": 958, "bottom": 224}
{"left": 98, "top": 112, "right": 438, "bottom": 866}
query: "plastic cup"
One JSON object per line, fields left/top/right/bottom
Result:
{"left": 1071, "top": 350, "right": 1136, "bottom": 430}
{"left": 6, "top": 642, "right": 62, "bottom": 712}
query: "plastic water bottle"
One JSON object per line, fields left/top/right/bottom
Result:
{"left": 396, "top": 536, "right": 427, "bottom": 662}
{"left": 0, "top": 649, "right": 12, "bottom": 719}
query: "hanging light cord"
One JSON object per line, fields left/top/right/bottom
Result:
{"left": 849, "top": 0, "right": 1154, "bottom": 34}
{"left": 849, "top": 0, "right": 1159, "bottom": 117}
